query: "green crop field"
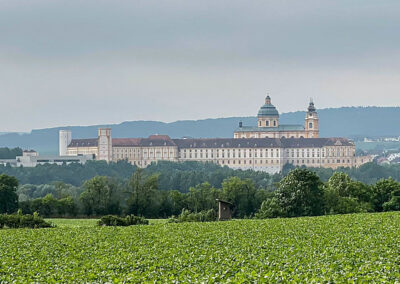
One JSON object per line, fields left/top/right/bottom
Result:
{"left": 45, "top": 218, "right": 99, "bottom": 228}
{"left": 1, "top": 213, "right": 400, "bottom": 282}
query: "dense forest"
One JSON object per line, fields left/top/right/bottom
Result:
{"left": 0, "top": 160, "right": 278, "bottom": 190}
{"left": 1, "top": 160, "right": 400, "bottom": 191}
{"left": 0, "top": 147, "right": 22, "bottom": 159}
{"left": 0, "top": 161, "right": 400, "bottom": 220}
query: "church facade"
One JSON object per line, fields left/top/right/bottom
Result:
{"left": 234, "top": 96, "right": 319, "bottom": 139}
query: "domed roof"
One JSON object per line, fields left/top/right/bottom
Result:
{"left": 258, "top": 96, "right": 279, "bottom": 117}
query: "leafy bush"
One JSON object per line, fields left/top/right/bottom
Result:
{"left": 0, "top": 211, "right": 53, "bottom": 229}
{"left": 168, "top": 209, "right": 217, "bottom": 223}
{"left": 97, "top": 215, "right": 149, "bottom": 226}
{"left": 383, "top": 189, "right": 400, "bottom": 211}
{"left": 125, "top": 215, "right": 149, "bottom": 225}
{"left": 255, "top": 198, "right": 282, "bottom": 219}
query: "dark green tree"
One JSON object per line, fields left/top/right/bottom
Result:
{"left": 126, "top": 168, "right": 160, "bottom": 217}
{"left": 0, "top": 147, "right": 23, "bottom": 159}
{"left": 187, "top": 182, "right": 221, "bottom": 213}
{"left": 222, "top": 177, "right": 257, "bottom": 218}
{"left": 80, "top": 176, "right": 121, "bottom": 216}
{"left": 0, "top": 174, "right": 19, "bottom": 213}
{"left": 324, "top": 172, "right": 372, "bottom": 214}
{"left": 372, "top": 178, "right": 400, "bottom": 212}
{"left": 274, "top": 168, "right": 324, "bottom": 217}
{"left": 383, "top": 188, "right": 400, "bottom": 211}
{"left": 255, "top": 197, "right": 282, "bottom": 219}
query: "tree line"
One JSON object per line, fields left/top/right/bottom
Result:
{"left": 2, "top": 159, "right": 400, "bottom": 193}
{"left": 16, "top": 170, "right": 271, "bottom": 218}
{"left": 256, "top": 168, "right": 400, "bottom": 218}
{"left": 0, "top": 147, "right": 22, "bottom": 159}
{"left": 1, "top": 165, "right": 400, "bottom": 219}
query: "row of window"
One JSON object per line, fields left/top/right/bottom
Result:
{"left": 182, "top": 148, "right": 281, "bottom": 158}
{"left": 217, "top": 159, "right": 281, "bottom": 165}
{"left": 288, "top": 159, "right": 352, "bottom": 165}
{"left": 258, "top": 119, "right": 278, "bottom": 127}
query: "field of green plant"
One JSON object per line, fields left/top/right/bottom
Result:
{"left": 45, "top": 218, "right": 99, "bottom": 227}
{"left": 1, "top": 213, "right": 400, "bottom": 282}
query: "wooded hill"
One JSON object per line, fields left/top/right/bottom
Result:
{"left": 1, "top": 106, "right": 400, "bottom": 154}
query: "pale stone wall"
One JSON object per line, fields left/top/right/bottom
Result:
{"left": 112, "top": 146, "right": 178, "bottom": 168}
{"left": 68, "top": 142, "right": 371, "bottom": 173}
{"left": 178, "top": 147, "right": 283, "bottom": 174}
{"left": 353, "top": 155, "right": 374, "bottom": 167}
{"left": 282, "top": 145, "right": 356, "bottom": 169}
{"left": 112, "top": 146, "right": 142, "bottom": 165}
{"left": 67, "top": 146, "right": 98, "bottom": 157}
{"left": 140, "top": 146, "right": 178, "bottom": 167}
{"left": 59, "top": 130, "right": 72, "bottom": 156}
{"left": 98, "top": 128, "right": 112, "bottom": 162}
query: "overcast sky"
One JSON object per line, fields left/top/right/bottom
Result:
{"left": 1, "top": 0, "right": 399, "bottom": 132}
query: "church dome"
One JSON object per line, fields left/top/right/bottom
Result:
{"left": 257, "top": 96, "right": 279, "bottom": 117}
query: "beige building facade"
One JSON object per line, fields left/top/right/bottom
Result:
{"left": 64, "top": 129, "right": 373, "bottom": 174}
{"left": 62, "top": 95, "right": 373, "bottom": 174}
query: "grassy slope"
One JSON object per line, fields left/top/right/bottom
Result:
{"left": 2, "top": 212, "right": 400, "bottom": 282}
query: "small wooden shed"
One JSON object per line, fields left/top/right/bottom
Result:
{"left": 216, "top": 199, "right": 233, "bottom": 221}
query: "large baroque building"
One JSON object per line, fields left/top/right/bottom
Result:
{"left": 61, "top": 96, "right": 372, "bottom": 174}
{"left": 234, "top": 96, "right": 319, "bottom": 139}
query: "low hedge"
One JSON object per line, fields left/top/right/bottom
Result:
{"left": 0, "top": 211, "right": 53, "bottom": 229}
{"left": 98, "top": 215, "right": 149, "bottom": 226}
{"left": 168, "top": 209, "right": 217, "bottom": 223}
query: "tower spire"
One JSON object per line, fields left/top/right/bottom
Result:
{"left": 308, "top": 98, "right": 316, "bottom": 112}
{"left": 265, "top": 93, "right": 271, "bottom": 104}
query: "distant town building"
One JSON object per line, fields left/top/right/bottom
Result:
{"left": 234, "top": 96, "right": 319, "bottom": 139}
{"left": 0, "top": 159, "right": 17, "bottom": 167}
{"left": 59, "top": 130, "right": 72, "bottom": 156}
{"left": 11, "top": 150, "right": 94, "bottom": 167}
{"left": 62, "top": 95, "right": 373, "bottom": 173}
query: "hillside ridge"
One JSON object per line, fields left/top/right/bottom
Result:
{"left": 1, "top": 106, "right": 400, "bottom": 154}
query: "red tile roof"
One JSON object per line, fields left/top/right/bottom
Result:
{"left": 112, "top": 138, "right": 142, "bottom": 147}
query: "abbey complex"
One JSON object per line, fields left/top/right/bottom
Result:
{"left": 60, "top": 96, "right": 372, "bottom": 174}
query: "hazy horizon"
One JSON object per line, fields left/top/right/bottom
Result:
{"left": 1, "top": 0, "right": 400, "bottom": 132}
{"left": 2, "top": 105, "right": 399, "bottom": 134}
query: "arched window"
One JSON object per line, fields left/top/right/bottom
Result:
{"left": 273, "top": 120, "right": 276, "bottom": 126}
{"left": 309, "top": 122, "right": 313, "bottom": 129}
{"left": 259, "top": 121, "right": 261, "bottom": 127}
{"left": 266, "top": 121, "right": 269, "bottom": 127}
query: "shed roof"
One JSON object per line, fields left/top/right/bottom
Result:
{"left": 216, "top": 199, "right": 233, "bottom": 206}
